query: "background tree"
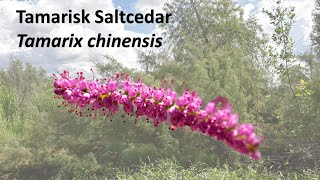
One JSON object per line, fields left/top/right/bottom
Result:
{"left": 312, "top": 0, "right": 320, "bottom": 59}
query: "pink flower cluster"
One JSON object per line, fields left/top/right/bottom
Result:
{"left": 53, "top": 71, "right": 262, "bottom": 159}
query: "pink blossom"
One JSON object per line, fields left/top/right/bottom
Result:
{"left": 53, "top": 71, "right": 262, "bottom": 159}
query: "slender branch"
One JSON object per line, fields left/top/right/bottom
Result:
{"left": 190, "top": 0, "right": 209, "bottom": 44}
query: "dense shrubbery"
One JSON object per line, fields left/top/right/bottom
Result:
{"left": 0, "top": 57, "right": 318, "bottom": 179}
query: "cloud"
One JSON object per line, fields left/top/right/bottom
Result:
{"left": 0, "top": 0, "right": 149, "bottom": 74}
{"left": 243, "top": 3, "right": 255, "bottom": 19}
{"left": 135, "top": 0, "right": 168, "bottom": 12}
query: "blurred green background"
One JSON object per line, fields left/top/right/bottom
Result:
{"left": 0, "top": 0, "right": 320, "bottom": 179}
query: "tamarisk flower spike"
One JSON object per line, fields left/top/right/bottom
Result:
{"left": 53, "top": 71, "right": 262, "bottom": 159}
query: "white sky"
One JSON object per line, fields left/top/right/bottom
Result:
{"left": 0, "top": 0, "right": 315, "bottom": 74}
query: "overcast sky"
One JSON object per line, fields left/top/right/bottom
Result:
{"left": 0, "top": 0, "right": 315, "bottom": 74}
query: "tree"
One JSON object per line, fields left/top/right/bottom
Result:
{"left": 137, "top": 0, "right": 270, "bottom": 164}
{"left": 158, "top": 0, "right": 268, "bottom": 121}
{"left": 263, "top": 0, "right": 296, "bottom": 96}
{"left": 137, "top": 50, "right": 159, "bottom": 74}
{"left": 311, "top": 0, "right": 320, "bottom": 59}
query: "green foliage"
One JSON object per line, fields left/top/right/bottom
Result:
{"left": 263, "top": 0, "right": 296, "bottom": 69}
{"left": 151, "top": 0, "right": 268, "bottom": 125}
{"left": 263, "top": 0, "right": 296, "bottom": 96}
{"left": 311, "top": 0, "right": 320, "bottom": 58}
